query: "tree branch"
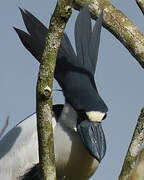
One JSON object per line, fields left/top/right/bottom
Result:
{"left": 74, "top": 0, "right": 144, "bottom": 68}
{"left": 118, "top": 107, "right": 144, "bottom": 180}
{"left": 130, "top": 148, "right": 144, "bottom": 180}
{"left": 136, "top": 0, "right": 144, "bottom": 14}
{"left": 36, "top": 1, "right": 73, "bottom": 180}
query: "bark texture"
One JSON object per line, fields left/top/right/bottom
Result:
{"left": 36, "top": 1, "right": 73, "bottom": 180}
{"left": 118, "top": 108, "right": 144, "bottom": 180}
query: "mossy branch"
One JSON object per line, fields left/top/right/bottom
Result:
{"left": 36, "top": 1, "right": 73, "bottom": 180}
{"left": 74, "top": 0, "right": 144, "bottom": 68}
{"left": 118, "top": 108, "right": 144, "bottom": 180}
{"left": 136, "top": 0, "right": 144, "bottom": 14}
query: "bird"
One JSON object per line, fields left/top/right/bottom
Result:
{"left": 0, "top": 5, "right": 108, "bottom": 180}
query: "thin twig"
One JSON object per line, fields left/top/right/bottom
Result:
{"left": 36, "top": 0, "right": 73, "bottom": 180}
{"left": 118, "top": 108, "right": 144, "bottom": 180}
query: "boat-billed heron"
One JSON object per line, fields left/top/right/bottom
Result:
{"left": 0, "top": 5, "right": 108, "bottom": 180}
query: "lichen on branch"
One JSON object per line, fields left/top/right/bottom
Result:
{"left": 36, "top": 1, "right": 73, "bottom": 180}
{"left": 118, "top": 108, "right": 144, "bottom": 180}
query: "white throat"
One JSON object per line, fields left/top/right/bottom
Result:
{"left": 59, "top": 103, "right": 78, "bottom": 131}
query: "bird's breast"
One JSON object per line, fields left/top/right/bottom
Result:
{"left": 54, "top": 123, "right": 99, "bottom": 180}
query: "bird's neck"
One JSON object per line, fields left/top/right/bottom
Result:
{"left": 59, "top": 103, "right": 78, "bottom": 131}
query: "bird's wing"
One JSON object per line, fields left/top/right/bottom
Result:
{"left": 88, "top": 11, "right": 103, "bottom": 74}
{"left": 74, "top": 5, "right": 103, "bottom": 75}
{"left": 19, "top": 8, "right": 47, "bottom": 45}
{"left": 74, "top": 5, "right": 92, "bottom": 68}
{"left": 14, "top": 8, "right": 77, "bottom": 65}
{"left": 14, "top": 28, "right": 42, "bottom": 62}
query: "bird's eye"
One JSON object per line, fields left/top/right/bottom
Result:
{"left": 102, "top": 114, "right": 107, "bottom": 120}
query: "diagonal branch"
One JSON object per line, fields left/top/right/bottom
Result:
{"left": 36, "top": 1, "right": 73, "bottom": 180}
{"left": 118, "top": 107, "right": 144, "bottom": 180}
{"left": 74, "top": 0, "right": 144, "bottom": 68}
{"left": 136, "top": 0, "right": 144, "bottom": 14}
{"left": 130, "top": 148, "right": 144, "bottom": 180}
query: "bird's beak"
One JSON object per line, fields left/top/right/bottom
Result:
{"left": 77, "top": 120, "right": 106, "bottom": 162}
